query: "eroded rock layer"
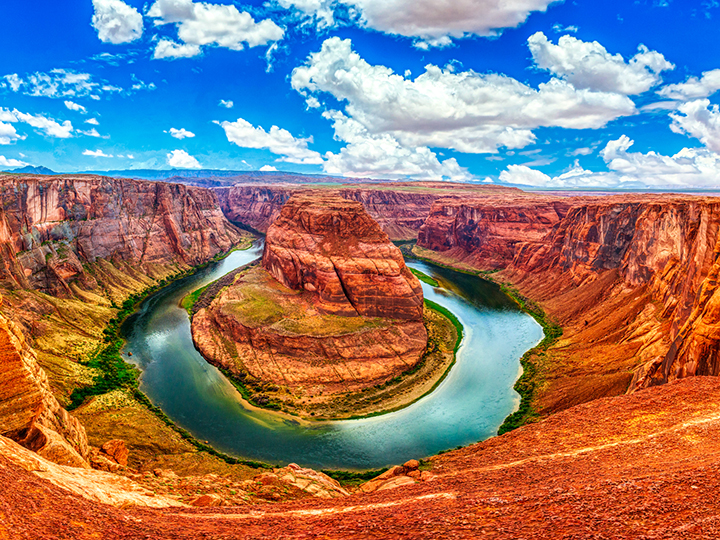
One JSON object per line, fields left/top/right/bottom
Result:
{"left": 0, "top": 174, "right": 244, "bottom": 295}
{"left": 0, "top": 294, "right": 88, "bottom": 468}
{"left": 263, "top": 194, "right": 424, "bottom": 320}
{"left": 193, "top": 194, "right": 428, "bottom": 396}
{"left": 416, "top": 194, "right": 720, "bottom": 412}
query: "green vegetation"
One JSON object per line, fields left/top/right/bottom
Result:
{"left": 410, "top": 267, "right": 439, "bottom": 287}
{"left": 497, "top": 283, "right": 562, "bottom": 435}
{"left": 180, "top": 283, "right": 210, "bottom": 315}
{"left": 66, "top": 243, "right": 273, "bottom": 469}
{"left": 321, "top": 468, "right": 389, "bottom": 487}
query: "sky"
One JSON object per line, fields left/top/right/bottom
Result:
{"left": 1, "top": 0, "right": 720, "bottom": 188}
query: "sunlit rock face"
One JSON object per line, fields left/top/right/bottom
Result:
{"left": 262, "top": 194, "right": 425, "bottom": 321}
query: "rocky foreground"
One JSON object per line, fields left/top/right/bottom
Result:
{"left": 4, "top": 377, "right": 720, "bottom": 538}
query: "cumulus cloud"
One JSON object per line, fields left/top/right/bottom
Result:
{"left": 167, "top": 149, "right": 202, "bottom": 168}
{"left": 167, "top": 127, "right": 196, "bottom": 139}
{"left": 1, "top": 109, "right": 74, "bottom": 139}
{"left": 259, "top": 164, "right": 278, "bottom": 171}
{"left": 500, "top": 135, "right": 720, "bottom": 188}
{"left": 219, "top": 99, "right": 234, "bottom": 108}
{"left": 148, "top": 0, "right": 284, "bottom": 59}
{"left": 528, "top": 32, "right": 674, "bottom": 95}
{"left": 0, "top": 155, "right": 28, "bottom": 168}
{"left": 669, "top": 99, "right": 720, "bottom": 152}
{"left": 85, "top": 118, "right": 100, "bottom": 125}
{"left": 278, "top": 0, "right": 335, "bottom": 28}
{"left": 321, "top": 111, "right": 473, "bottom": 180}
{"left": 0, "top": 121, "right": 22, "bottom": 145}
{"left": 344, "top": 0, "right": 558, "bottom": 45}
{"left": 64, "top": 101, "right": 87, "bottom": 113}
{"left": 216, "top": 117, "right": 324, "bottom": 164}
{"left": 83, "top": 149, "right": 113, "bottom": 157}
{"left": 91, "top": 0, "right": 144, "bottom": 44}
{"left": 658, "top": 69, "right": 720, "bottom": 101}
{"left": 291, "top": 37, "right": 636, "bottom": 155}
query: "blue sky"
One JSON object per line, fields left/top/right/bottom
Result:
{"left": 2, "top": 0, "right": 720, "bottom": 188}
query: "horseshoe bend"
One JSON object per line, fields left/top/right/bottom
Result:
{"left": 4, "top": 174, "right": 720, "bottom": 537}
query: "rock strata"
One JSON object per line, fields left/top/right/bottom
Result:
{"left": 193, "top": 194, "right": 428, "bottom": 398}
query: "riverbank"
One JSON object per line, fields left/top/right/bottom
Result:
{"left": 410, "top": 245, "right": 562, "bottom": 433}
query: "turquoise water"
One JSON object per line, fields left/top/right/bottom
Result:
{"left": 122, "top": 242, "right": 543, "bottom": 470}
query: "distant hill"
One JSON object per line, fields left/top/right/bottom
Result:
{"left": 6, "top": 165, "right": 57, "bottom": 175}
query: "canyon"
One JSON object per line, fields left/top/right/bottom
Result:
{"left": 4, "top": 172, "right": 720, "bottom": 537}
{"left": 191, "top": 194, "right": 439, "bottom": 413}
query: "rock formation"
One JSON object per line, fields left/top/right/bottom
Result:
{"left": 5, "top": 377, "right": 720, "bottom": 538}
{"left": 215, "top": 182, "right": 521, "bottom": 240}
{"left": 262, "top": 194, "right": 424, "bottom": 319}
{"left": 0, "top": 293, "right": 89, "bottom": 468}
{"left": 193, "top": 194, "right": 427, "bottom": 396}
{"left": 416, "top": 193, "right": 720, "bottom": 412}
{"left": 0, "top": 174, "right": 244, "bottom": 295}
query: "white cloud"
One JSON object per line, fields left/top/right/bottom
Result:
{"left": 500, "top": 135, "right": 720, "bottom": 188}
{"left": 80, "top": 128, "right": 105, "bottom": 138}
{"left": 217, "top": 117, "right": 324, "bottom": 164}
{"left": 64, "top": 100, "right": 87, "bottom": 113}
{"left": 148, "top": 0, "right": 284, "bottom": 59}
{"left": 153, "top": 39, "right": 202, "bottom": 59}
{"left": 292, "top": 37, "right": 636, "bottom": 155}
{"left": 321, "top": 111, "right": 473, "bottom": 180}
{"left": 83, "top": 149, "right": 113, "bottom": 157}
{"left": 85, "top": 118, "right": 100, "bottom": 125}
{"left": 219, "top": 99, "right": 234, "bottom": 108}
{"left": 552, "top": 23, "right": 578, "bottom": 33}
{"left": 2, "top": 69, "right": 115, "bottom": 99}
{"left": 0, "top": 155, "right": 29, "bottom": 168}
{"left": 3, "top": 109, "right": 74, "bottom": 139}
{"left": 528, "top": 32, "right": 674, "bottom": 95}
{"left": 91, "top": 0, "right": 144, "bottom": 44}
{"left": 259, "top": 164, "right": 278, "bottom": 171}
{"left": 277, "top": 0, "right": 335, "bottom": 28}
{"left": 342, "top": 0, "right": 559, "bottom": 44}
{"left": 167, "top": 127, "right": 196, "bottom": 139}
{"left": 658, "top": 69, "right": 720, "bottom": 101}
{"left": 669, "top": 99, "right": 720, "bottom": 153}
{"left": 0, "top": 122, "right": 22, "bottom": 145}
{"left": 167, "top": 149, "right": 202, "bottom": 168}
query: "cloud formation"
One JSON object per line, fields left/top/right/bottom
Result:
{"left": 292, "top": 37, "right": 636, "bottom": 155}
{"left": 167, "top": 127, "right": 196, "bottom": 139}
{"left": 167, "top": 148, "right": 202, "bottom": 168}
{"left": 216, "top": 117, "right": 323, "bottom": 164}
{"left": 91, "top": 0, "right": 144, "bottom": 44}
{"left": 1, "top": 108, "right": 74, "bottom": 139}
{"left": 148, "top": 0, "right": 284, "bottom": 59}
{"left": 64, "top": 101, "right": 87, "bottom": 113}
{"left": 528, "top": 32, "right": 674, "bottom": 95}
{"left": 669, "top": 99, "right": 720, "bottom": 152}
{"left": 658, "top": 69, "right": 720, "bottom": 101}
{"left": 83, "top": 149, "right": 113, "bottom": 157}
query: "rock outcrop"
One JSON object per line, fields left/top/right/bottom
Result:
{"left": 0, "top": 294, "right": 89, "bottom": 468}
{"left": 0, "top": 174, "right": 244, "bottom": 295}
{"left": 193, "top": 194, "right": 428, "bottom": 397}
{"left": 416, "top": 193, "right": 720, "bottom": 412}
{"left": 263, "top": 194, "right": 424, "bottom": 320}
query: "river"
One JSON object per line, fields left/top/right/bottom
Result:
{"left": 121, "top": 241, "right": 543, "bottom": 470}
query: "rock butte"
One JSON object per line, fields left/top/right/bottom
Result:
{"left": 192, "top": 193, "right": 428, "bottom": 396}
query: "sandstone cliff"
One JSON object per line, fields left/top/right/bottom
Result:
{"left": 193, "top": 194, "right": 428, "bottom": 398}
{"left": 416, "top": 194, "right": 720, "bottom": 413}
{"left": 0, "top": 294, "right": 89, "bottom": 468}
{"left": 263, "top": 194, "right": 424, "bottom": 320}
{"left": 215, "top": 183, "right": 522, "bottom": 241}
{"left": 0, "top": 174, "right": 244, "bottom": 295}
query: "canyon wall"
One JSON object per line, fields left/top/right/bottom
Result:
{"left": 0, "top": 174, "right": 244, "bottom": 295}
{"left": 216, "top": 183, "right": 521, "bottom": 241}
{"left": 416, "top": 194, "right": 720, "bottom": 411}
